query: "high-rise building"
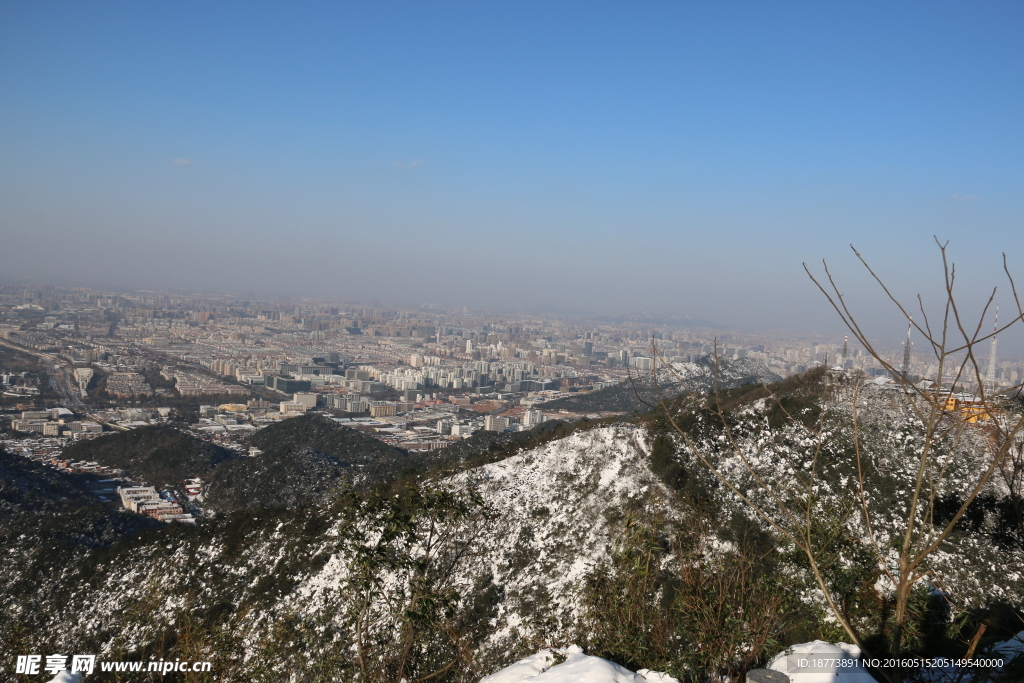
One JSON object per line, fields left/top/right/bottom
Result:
{"left": 522, "top": 409, "right": 544, "bottom": 428}
{"left": 484, "top": 415, "right": 510, "bottom": 431}
{"left": 633, "top": 356, "right": 653, "bottom": 371}
{"left": 293, "top": 392, "right": 317, "bottom": 409}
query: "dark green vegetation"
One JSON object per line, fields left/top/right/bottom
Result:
{"left": 537, "top": 380, "right": 651, "bottom": 413}
{"left": 205, "top": 448, "right": 348, "bottom": 512}
{"left": 63, "top": 425, "right": 237, "bottom": 488}
{"left": 58, "top": 415, "right": 418, "bottom": 512}
{"left": 207, "top": 414, "right": 413, "bottom": 509}
{"left": 1, "top": 446, "right": 96, "bottom": 513}
{"left": 712, "top": 365, "right": 828, "bottom": 427}
{"left": 330, "top": 486, "right": 490, "bottom": 682}
{"left": 933, "top": 493, "right": 1024, "bottom": 551}
{"left": 582, "top": 511, "right": 1024, "bottom": 683}
{"left": 142, "top": 366, "right": 178, "bottom": 394}
{"left": 0, "top": 345, "right": 49, "bottom": 380}
{"left": 582, "top": 515, "right": 797, "bottom": 682}
{"left": 247, "top": 413, "right": 407, "bottom": 473}
{"left": 82, "top": 365, "right": 108, "bottom": 402}
{"left": 1, "top": 474, "right": 496, "bottom": 683}
{"left": 627, "top": 367, "right": 1024, "bottom": 679}
{"left": 429, "top": 417, "right": 608, "bottom": 472}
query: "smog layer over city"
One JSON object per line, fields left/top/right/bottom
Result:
{"left": 2, "top": 3, "right": 1024, "bottom": 683}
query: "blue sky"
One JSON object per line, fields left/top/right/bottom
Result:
{"left": 1, "top": 1, "right": 1022, "bottom": 340}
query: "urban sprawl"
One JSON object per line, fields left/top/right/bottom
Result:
{"left": 2, "top": 283, "right": 1021, "bottom": 523}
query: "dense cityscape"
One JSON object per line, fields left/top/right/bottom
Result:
{"left": 2, "top": 280, "right": 1019, "bottom": 526}
{"left": 6, "top": 282, "right": 1017, "bottom": 422}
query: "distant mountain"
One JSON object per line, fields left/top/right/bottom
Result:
{"left": 247, "top": 413, "right": 408, "bottom": 475}
{"left": 205, "top": 414, "right": 412, "bottom": 511}
{"left": 61, "top": 424, "right": 237, "bottom": 488}
{"left": 247, "top": 413, "right": 407, "bottom": 471}
{"left": 540, "top": 355, "right": 781, "bottom": 413}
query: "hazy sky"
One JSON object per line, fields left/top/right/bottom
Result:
{"left": 2, "top": 2, "right": 1022, "bottom": 342}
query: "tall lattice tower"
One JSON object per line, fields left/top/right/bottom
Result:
{"left": 900, "top": 321, "right": 913, "bottom": 380}
{"left": 985, "top": 306, "right": 999, "bottom": 395}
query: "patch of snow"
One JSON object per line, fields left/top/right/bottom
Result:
{"left": 993, "top": 629, "right": 1024, "bottom": 660}
{"left": 46, "top": 672, "right": 82, "bottom": 683}
{"left": 479, "top": 645, "right": 679, "bottom": 683}
{"left": 768, "top": 641, "right": 877, "bottom": 682}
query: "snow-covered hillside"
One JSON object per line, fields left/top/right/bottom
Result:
{"left": 664, "top": 356, "right": 780, "bottom": 391}
{"left": 271, "top": 424, "right": 675, "bottom": 656}
{"left": 5, "top": 374, "right": 1024, "bottom": 682}
{"left": 444, "top": 425, "right": 673, "bottom": 645}
{"left": 2, "top": 424, "right": 676, "bottom": 679}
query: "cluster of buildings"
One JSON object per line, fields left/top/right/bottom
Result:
{"left": 0, "top": 431, "right": 199, "bottom": 520}
{"left": 89, "top": 406, "right": 174, "bottom": 430}
{"left": 1, "top": 370, "right": 41, "bottom": 398}
{"left": 104, "top": 371, "right": 152, "bottom": 399}
{"left": 117, "top": 486, "right": 195, "bottom": 523}
{"left": 160, "top": 366, "right": 248, "bottom": 397}
{"left": 1, "top": 434, "right": 74, "bottom": 465}
{"left": 2, "top": 283, "right": 1021, "bottom": 449}
{"left": 192, "top": 402, "right": 260, "bottom": 437}
{"left": 10, "top": 408, "right": 103, "bottom": 437}
{"left": 7, "top": 284, "right": 1020, "bottom": 533}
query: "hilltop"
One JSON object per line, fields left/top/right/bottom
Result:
{"left": 54, "top": 416, "right": 417, "bottom": 512}
{"left": 246, "top": 412, "right": 408, "bottom": 476}
{"left": 0, "top": 447, "right": 95, "bottom": 514}
{"left": 61, "top": 424, "right": 237, "bottom": 488}
{"left": 205, "top": 446, "right": 350, "bottom": 511}
{"left": 204, "top": 414, "right": 412, "bottom": 511}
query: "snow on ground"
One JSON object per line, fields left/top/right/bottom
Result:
{"left": 445, "top": 425, "right": 677, "bottom": 644}
{"left": 768, "top": 641, "right": 877, "bottom": 682}
{"left": 10, "top": 422, "right": 674, "bottom": 660}
{"left": 479, "top": 645, "right": 679, "bottom": 683}
{"left": 252, "top": 423, "right": 677, "bottom": 655}
{"left": 45, "top": 673, "right": 82, "bottom": 683}
{"left": 285, "top": 424, "right": 679, "bottom": 648}
{"left": 994, "top": 629, "right": 1024, "bottom": 659}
